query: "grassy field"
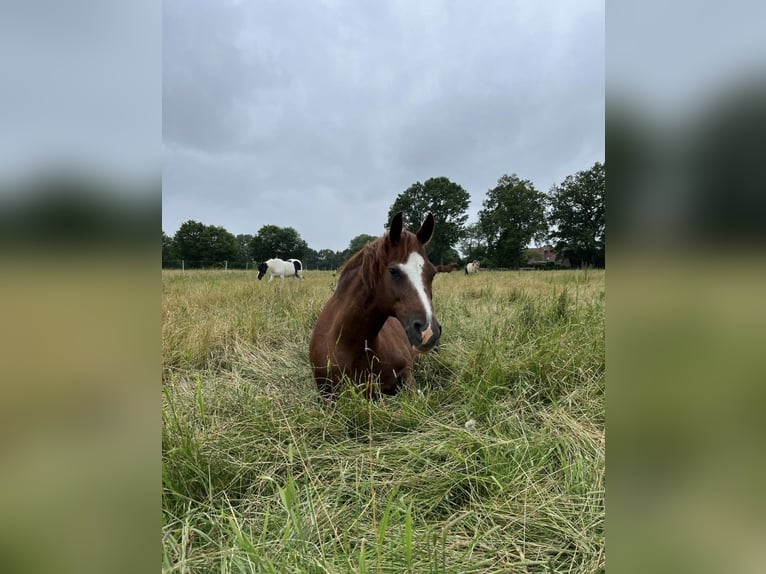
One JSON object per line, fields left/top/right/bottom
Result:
{"left": 162, "top": 268, "right": 605, "bottom": 573}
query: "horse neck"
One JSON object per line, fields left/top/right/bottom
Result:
{"left": 332, "top": 266, "right": 389, "bottom": 344}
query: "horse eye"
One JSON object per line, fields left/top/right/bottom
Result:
{"left": 388, "top": 267, "right": 402, "bottom": 279}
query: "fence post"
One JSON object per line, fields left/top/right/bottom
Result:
{"left": 182, "top": 260, "right": 184, "bottom": 272}
{"left": 224, "top": 260, "right": 228, "bottom": 271}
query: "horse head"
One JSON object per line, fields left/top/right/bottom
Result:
{"left": 380, "top": 212, "right": 441, "bottom": 352}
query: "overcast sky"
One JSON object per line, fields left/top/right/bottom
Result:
{"left": 162, "top": 0, "right": 604, "bottom": 252}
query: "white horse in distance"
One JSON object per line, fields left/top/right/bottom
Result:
{"left": 257, "top": 258, "right": 304, "bottom": 282}
{"left": 465, "top": 260, "right": 480, "bottom": 275}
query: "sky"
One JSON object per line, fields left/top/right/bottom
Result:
{"left": 0, "top": 0, "right": 160, "bottom": 185}
{"left": 162, "top": 0, "right": 604, "bottom": 252}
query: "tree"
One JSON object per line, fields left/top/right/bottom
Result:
{"left": 548, "top": 162, "right": 605, "bottom": 268}
{"left": 249, "top": 225, "right": 309, "bottom": 264}
{"left": 173, "top": 220, "right": 207, "bottom": 266}
{"left": 477, "top": 174, "right": 547, "bottom": 268}
{"left": 386, "top": 177, "right": 470, "bottom": 265}
{"left": 313, "top": 248, "right": 344, "bottom": 270}
{"left": 304, "top": 248, "right": 345, "bottom": 270}
{"left": 170, "top": 220, "right": 239, "bottom": 268}
{"left": 342, "top": 234, "right": 377, "bottom": 261}
{"left": 458, "top": 222, "right": 487, "bottom": 263}
{"left": 162, "top": 231, "right": 178, "bottom": 267}
{"left": 201, "top": 225, "right": 238, "bottom": 266}
{"left": 234, "top": 234, "right": 254, "bottom": 268}
{"left": 172, "top": 220, "right": 240, "bottom": 267}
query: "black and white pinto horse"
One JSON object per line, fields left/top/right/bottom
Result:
{"left": 257, "top": 258, "right": 304, "bottom": 281}
{"left": 465, "top": 260, "right": 480, "bottom": 275}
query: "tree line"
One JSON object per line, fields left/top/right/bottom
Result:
{"left": 162, "top": 162, "right": 604, "bottom": 270}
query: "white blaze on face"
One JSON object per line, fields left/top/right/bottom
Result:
{"left": 396, "top": 252, "right": 433, "bottom": 331}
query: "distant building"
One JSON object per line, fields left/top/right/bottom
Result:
{"left": 541, "top": 245, "right": 556, "bottom": 262}
{"left": 527, "top": 244, "right": 556, "bottom": 262}
{"left": 526, "top": 245, "right": 570, "bottom": 268}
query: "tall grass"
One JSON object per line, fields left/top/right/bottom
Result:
{"left": 162, "top": 269, "right": 605, "bottom": 573}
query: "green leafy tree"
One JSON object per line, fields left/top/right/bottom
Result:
{"left": 234, "top": 234, "right": 254, "bottom": 268}
{"left": 201, "top": 225, "right": 238, "bottom": 266}
{"left": 342, "top": 233, "right": 377, "bottom": 261}
{"left": 315, "top": 249, "right": 344, "bottom": 270}
{"left": 303, "top": 248, "right": 346, "bottom": 270}
{"left": 386, "top": 177, "right": 470, "bottom": 265}
{"left": 548, "top": 162, "right": 605, "bottom": 268}
{"left": 249, "top": 225, "right": 309, "bottom": 264}
{"left": 162, "top": 231, "right": 178, "bottom": 267}
{"left": 173, "top": 220, "right": 207, "bottom": 266}
{"left": 477, "top": 174, "right": 547, "bottom": 268}
{"left": 172, "top": 220, "right": 239, "bottom": 267}
{"left": 458, "top": 222, "right": 488, "bottom": 263}
{"left": 303, "top": 247, "right": 320, "bottom": 270}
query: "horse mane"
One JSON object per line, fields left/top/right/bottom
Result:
{"left": 337, "top": 229, "right": 423, "bottom": 295}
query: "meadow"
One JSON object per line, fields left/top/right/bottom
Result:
{"left": 162, "top": 268, "right": 605, "bottom": 573}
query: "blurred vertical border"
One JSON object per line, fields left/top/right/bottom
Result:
{"left": 0, "top": 2, "right": 159, "bottom": 573}
{"left": 608, "top": 1, "right": 766, "bottom": 573}
{"left": 3, "top": 1, "right": 766, "bottom": 573}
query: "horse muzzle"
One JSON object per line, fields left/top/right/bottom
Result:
{"left": 405, "top": 318, "right": 441, "bottom": 352}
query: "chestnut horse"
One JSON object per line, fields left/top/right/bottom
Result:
{"left": 309, "top": 212, "right": 442, "bottom": 398}
{"left": 435, "top": 263, "right": 459, "bottom": 273}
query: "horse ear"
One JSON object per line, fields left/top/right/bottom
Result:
{"left": 416, "top": 213, "right": 435, "bottom": 245}
{"left": 389, "top": 211, "right": 404, "bottom": 245}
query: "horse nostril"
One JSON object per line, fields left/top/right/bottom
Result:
{"left": 412, "top": 321, "right": 423, "bottom": 333}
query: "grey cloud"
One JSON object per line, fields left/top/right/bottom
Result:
{"left": 1, "top": 0, "right": 160, "bottom": 182}
{"left": 162, "top": 0, "right": 605, "bottom": 251}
